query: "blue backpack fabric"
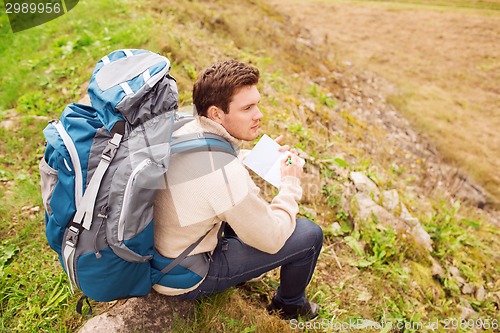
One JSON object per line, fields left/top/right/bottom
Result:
{"left": 39, "top": 49, "right": 236, "bottom": 306}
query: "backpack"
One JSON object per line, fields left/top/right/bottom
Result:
{"left": 39, "top": 49, "right": 236, "bottom": 312}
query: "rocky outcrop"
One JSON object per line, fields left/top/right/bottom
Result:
{"left": 347, "top": 171, "right": 433, "bottom": 252}
{"left": 332, "top": 70, "right": 491, "bottom": 208}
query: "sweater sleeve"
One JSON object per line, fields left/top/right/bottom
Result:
{"left": 219, "top": 174, "right": 302, "bottom": 254}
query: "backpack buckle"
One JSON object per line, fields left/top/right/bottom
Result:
{"left": 101, "top": 133, "right": 123, "bottom": 162}
{"left": 101, "top": 150, "right": 113, "bottom": 162}
{"left": 65, "top": 225, "right": 81, "bottom": 248}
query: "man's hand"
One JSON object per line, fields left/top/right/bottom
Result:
{"left": 280, "top": 153, "right": 303, "bottom": 180}
{"left": 275, "top": 135, "right": 289, "bottom": 152}
{"left": 275, "top": 134, "right": 299, "bottom": 155}
{"left": 275, "top": 135, "right": 303, "bottom": 180}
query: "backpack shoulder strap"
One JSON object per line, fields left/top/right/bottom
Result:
{"left": 160, "top": 224, "right": 216, "bottom": 274}
{"left": 159, "top": 133, "right": 236, "bottom": 275}
{"left": 73, "top": 132, "right": 123, "bottom": 230}
{"left": 171, "top": 132, "right": 237, "bottom": 156}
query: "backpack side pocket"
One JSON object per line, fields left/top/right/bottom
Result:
{"left": 39, "top": 158, "right": 58, "bottom": 217}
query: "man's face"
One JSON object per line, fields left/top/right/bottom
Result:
{"left": 218, "top": 85, "right": 263, "bottom": 141}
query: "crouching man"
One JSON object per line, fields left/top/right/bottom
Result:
{"left": 153, "top": 60, "right": 323, "bottom": 320}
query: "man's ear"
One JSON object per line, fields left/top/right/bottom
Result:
{"left": 207, "top": 106, "right": 224, "bottom": 124}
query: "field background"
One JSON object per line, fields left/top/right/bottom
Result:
{"left": 271, "top": 0, "right": 500, "bottom": 204}
{"left": 1, "top": 0, "right": 499, "bottom": 332}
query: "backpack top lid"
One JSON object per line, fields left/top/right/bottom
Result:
{"left": 88, "top": 49, "right": 178, "bottom": 132}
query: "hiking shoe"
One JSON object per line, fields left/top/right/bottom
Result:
{"left": 266, "top": 297, "right": 320, "bottom": 320}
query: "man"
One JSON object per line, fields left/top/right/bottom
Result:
{"left": 153, "top": 60, "right": 323, "bottom": 320}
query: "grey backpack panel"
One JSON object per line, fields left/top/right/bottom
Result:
{"left": 116, "top": 74, "right": 178, "bottom": 127}
{"left": 95, "top": 52, "right": 168, "bottom": 91}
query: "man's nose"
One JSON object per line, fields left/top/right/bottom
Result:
{"left": 254, "top": 108, "right": 263, "bottom": 120}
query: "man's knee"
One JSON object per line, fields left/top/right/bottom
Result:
{"left": 296, "top": 218, "right": 324, "bottom": 249}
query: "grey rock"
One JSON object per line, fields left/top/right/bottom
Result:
{"left": 449, "top": 266, "right": 466, "bottom": 286}
{"left": 78, "top": 94, "right": 91, "bottom": 105}
{"left": 381, "top": 189, "right": 399, "bottom": 213}
{"left": 462, "top": 283, "right": 475, "bottom": 295}
{"left": 351, "top": 192, "right": 433, "bottom": 252}
{"left": 349, "top": 172, "right": 380, "bottom": 196}
{"left": 475, "top": 285, "right": 486, "bottom": 301}
{"left": 78, "top": 291, "right": 194, "bottom": 333}
{"left": 458, "top": 298, "right": 478, "bottom": 319}
{"left": 430, "top": 257, "right": 445, "bottom": 279}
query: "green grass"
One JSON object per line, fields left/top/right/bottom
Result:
{"left": 0, "top": 176, "right": 78, "bottom": 331}
{"left": 0, "top": 0, "right": 154, "bottom": 112}
{"left": 0, "top": 0, "right": 158, "bottom": 330}
{"left": 1, "top": 0, "right": 499, "bottom": 332}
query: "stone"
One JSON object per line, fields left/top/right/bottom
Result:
{"left": 449, "top": 266, "right": 466, "bottom": 286}
{"left": 330, "top": 222, "right": 342, "bottom": 232}
{"left": 351, "top": 192, "right": 401, "bottom": 231}
{"left": 78, "top": 94, "right": 91, "bottom": 105}
{"left": 78, "top": 291, "right": 194, "bottom": 333}
{"left": 0, "top": 119, "right": 15, "bottom": 130}
{"left": 0, "top": 109, "right": 17, "bottom": 130}
{"left": 302, "top": 100, "right": 316, "bottom": 112}
{"left": 462, "top": 283, "right": 474, "bottom": 295}
{"left": 430, "top": 257, "right": 445, "bottom": 279}
{"left": 400, "top": 204, "right": 418, "bottom": 227}
{"left": 79, "top": 313, "right": 125, "bottom": 333}
{"left": 410, "top": 224, "right": 433, "bottom": 252}
{"left": 381, "top": 189, "right": 399, "bottom": 213}
{"left": 351, "top": 192, "right": 433, "bottom": 252}
{"left": 458, "top": 305, "right": 477, "bottom": 319}
{"left": 443, "top": 166, "right": 488, "bottom": 208}
{"left": 400, "top": 204, "right": 433, "bottom": 252}
{"left": 349, "top": 172, "right": 379, "bottom": 196}
{"left": 458, "top": 298, "right": 477, "bottom": 319}
{"left": 475, "top": 285, "right": 486, "bottom": 301}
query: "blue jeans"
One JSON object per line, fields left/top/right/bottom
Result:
{"left": 177, "top": 218, "right": 323, "bottom": 307}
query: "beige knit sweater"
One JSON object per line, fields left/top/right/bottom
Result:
{"left": 153, "top": 116, "right": 302, "bottom": 295}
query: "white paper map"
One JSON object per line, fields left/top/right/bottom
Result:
{"left": 243, "top": 134, "right": 305, "bottom": 188}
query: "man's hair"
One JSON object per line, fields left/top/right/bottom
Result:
{"left": 193, "top": 60, "right": 260, "bottom": 117}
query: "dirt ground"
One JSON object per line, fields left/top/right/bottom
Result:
{"left": 268, "top": 0, "right": 500, "bottom": 202}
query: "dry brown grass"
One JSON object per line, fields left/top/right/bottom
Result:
{"left": 270, "top": 0, "right": 500, "bottom": 203}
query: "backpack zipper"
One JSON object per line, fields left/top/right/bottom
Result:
{"left": 93, "top": 216, "right": 105, "bottom": 259}
{"left": 117, "top": 158, "right": 151, "bottom": 242}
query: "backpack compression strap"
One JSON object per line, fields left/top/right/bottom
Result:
{"left": 63, "top": 132, "right": 122, "bottom": 291}
{"left": 74, "top": 133, "right": 122, "bottom": 230}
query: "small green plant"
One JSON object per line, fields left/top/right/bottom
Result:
{"left": 309, "top": 84, "right": 337, "bottom": 108}
{"left": 182, "top": 62, "right": 197, "bottom": 80}
{"left": 287, "top": 122, "right": 303, "bottom": 135}
{"left": 322, "top": 183, "right": 343, "bottom": 210}
{"left": 0, "top": 243, "right": 19, "bottom": 278}
{"left": 344, "top": 215, "right": 400, "bottom": 269}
